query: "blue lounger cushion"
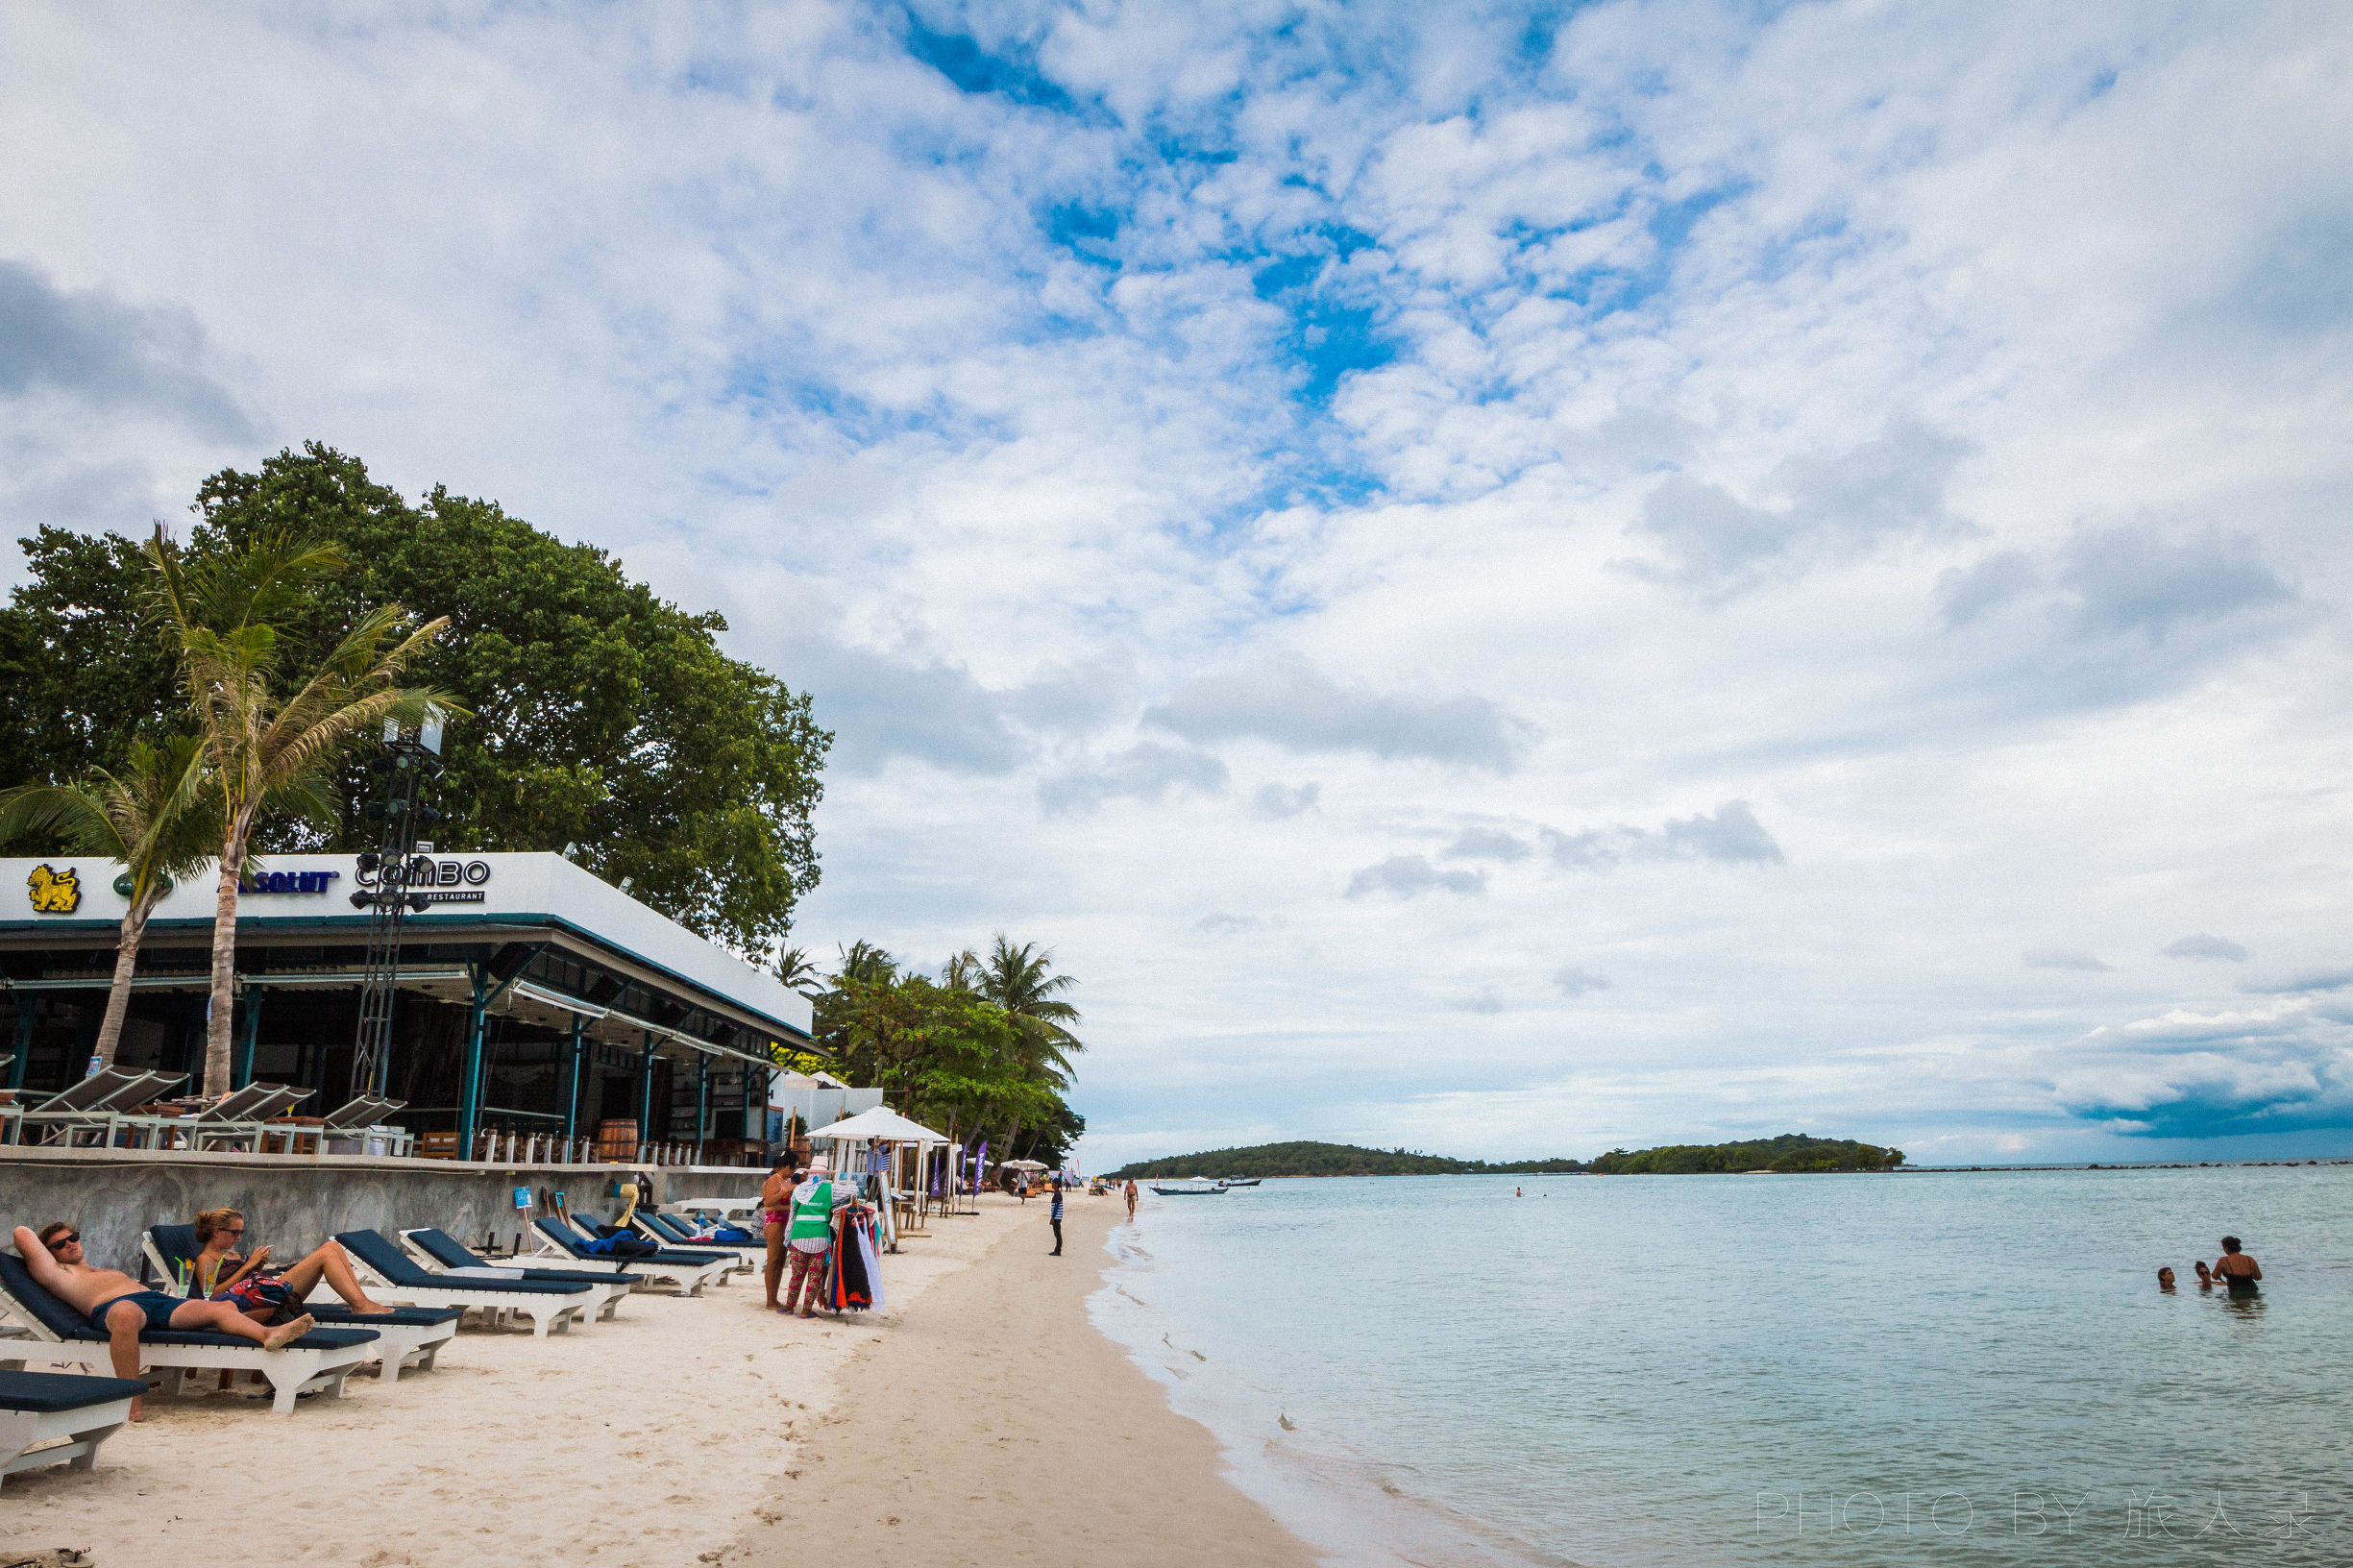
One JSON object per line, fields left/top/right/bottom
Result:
{"left": 0, "top": 1254, "right": 377, "bottom": 1351}
{"left": 144, "top": 1225, "right": 462, "bottom": 1327}
{"left": 335, "top": 1231, "right": 592, "bottom": 1296}
{"left": 0, "top": 1370, "right": 148, "bottom": 1413}
{"left": 405, "top": 1228, "right": 644, "bottom": 1288}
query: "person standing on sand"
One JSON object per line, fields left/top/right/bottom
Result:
{"left": 1124, "top": 1179, "right": 1138, "bottom": 1219}
{"left": 1049, "top": 1177, "right": 1065, "bottom": 1257}
{"left": 783, "top": 1155, "right": 852, "bottom": 1317}
{"left": 759, "top": 1154, "right": 799, "bottom": 1311}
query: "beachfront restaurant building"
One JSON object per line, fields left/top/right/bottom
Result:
{"left": 0, "top": 852, "right": 817, "bottom": 1161}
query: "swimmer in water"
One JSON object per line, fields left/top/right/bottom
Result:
{"left": 2157, "top": 1266, "right": 2177, "bottom": 1291}
{"left": 2212, "top": 1237, "right": 2262, "bottom": 1297}
{"left": 2193, "top": 1261, "right": 2216, "bottom": 1289}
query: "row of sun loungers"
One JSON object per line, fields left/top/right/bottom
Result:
{"left": 0, "top": 1205, "right": 758, "bottom": 1483}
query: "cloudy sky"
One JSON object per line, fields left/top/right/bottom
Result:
{"left": 6, "top": 1, "right": 2351, "bottom": 1166}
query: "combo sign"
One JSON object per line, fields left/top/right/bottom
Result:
{"left": 358, "top": 855, "right": 493, "bottom": 906}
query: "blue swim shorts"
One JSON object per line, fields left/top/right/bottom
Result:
{"left": 89, "top": 1289, "right": 184, "bottom": 1334}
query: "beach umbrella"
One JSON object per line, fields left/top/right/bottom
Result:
{"left": 804, "top": 1105, "right": 950, "bottom": 1143}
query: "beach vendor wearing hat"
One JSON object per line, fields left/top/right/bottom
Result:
{"left": 781, "top": 1154, "right": 853, "bottom": 1318}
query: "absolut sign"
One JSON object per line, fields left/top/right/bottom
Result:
{"left": 357, "top": 854, "right": 493, "bottom": 906}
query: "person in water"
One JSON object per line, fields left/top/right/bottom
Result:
{"left": 13, "top": 1222, "right": 314, "bottom": 1419}
{"left": 2212, "top": 1237, "right": 2262, "bottom": 1296}
{"left": 189, "top": 1207, "right": 394, "bottom": 1319}
{"left": 2157, "top": 1266, "right": 2177, "bottom": 1291}
{"left": 2193, "top": 1261, "right": 2216, "bottom": 1289}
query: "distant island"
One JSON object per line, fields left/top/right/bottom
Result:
{"left": 1107, "top": 1134, "right": 1904, "bottom": 1180}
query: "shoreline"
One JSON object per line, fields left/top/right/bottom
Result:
{"left": 718, "top": 1191, "right": 1320, "bottom": 1568}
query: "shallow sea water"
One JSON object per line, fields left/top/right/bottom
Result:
{"left": 1091, "top": 1166, "right": 2352, "bottom": 1567}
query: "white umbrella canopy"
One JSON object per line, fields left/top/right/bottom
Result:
{"left": 1000, "top": 1159, "right": 1048, "bottom": 1170}
{"left": 804, "top": 1105, "right": 950, "bottom": 1143}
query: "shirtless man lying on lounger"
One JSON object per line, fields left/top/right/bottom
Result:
{"left": 14, "top": 1222, "right": 313, "bottom": 1419}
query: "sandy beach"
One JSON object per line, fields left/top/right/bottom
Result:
{"left": 719, "top": 1191, "right": 1317, "bottom": 1568}
{"left": 0, "top": 1193, "right": 1315, "bottom": 1568}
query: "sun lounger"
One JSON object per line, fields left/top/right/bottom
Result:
{"left": 316, "top": 1094, "right": 415, "bottom": 1157}
{"left": 0, "top": 1370, "right": 144, "bottom": 1490}
{"left": 397, "top": 1230, "right": 636, "bottom": 1321}
{"left": 333, "top": 1231, "right": 597, "bottom": 1337}
{"left": 13, "top": 1068, "right": 187, "bottom": 1148}
{"left": 568, "top": 1210, "right": 743, "bottom": 1270}
{"left": 0, "top": 1253, "right": 378, "bottom": 1414}
{"left": 183, "top": 1083, "right": 312, "bottom": 1152}
{"left": 140, "top": 1226, "right": 460, "bottom": 1382}
{"left": 529, "top": 1218, "right": 734, "bottom": 1297}
{"left": 639, "top": 1211, "right": 764, "bottom": 1266}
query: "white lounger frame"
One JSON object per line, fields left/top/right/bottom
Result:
{"left": 0, "top": 1284, "right": 373, "bottom": 1415}
{"left": 529, "top": 1220, "right": 734, "bottom": 1297}
{"left": 393, "top": 1231, "right": 628, "bottom": 1323}
{"left": 630, "top": 1214, "right": 763, "bottom": 1271}
{"left": 337, "top": 1251, "right": 591, "bottom": 1338}
{"left": 0, "top": 1388, "right": 136, "bottom": 1489}
{"left": 136, "top": 1234, "right": 457, "bottom": 1383}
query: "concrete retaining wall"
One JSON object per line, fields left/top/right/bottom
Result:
{"left": 0, "top": 1149, "right": 766, "bottom": 1278}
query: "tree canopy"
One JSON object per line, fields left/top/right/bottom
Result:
{"left": 0, "top": 444, "right": 829, "bottom": 960}
{"left": 793, "top": 939, "right": 1087, "bottom": 1169}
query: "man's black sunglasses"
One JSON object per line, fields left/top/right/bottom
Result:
{"left": 44, "top": 1232, "right": 80, "bottom": 1248}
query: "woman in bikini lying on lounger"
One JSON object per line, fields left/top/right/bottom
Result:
{"left": 188, "top": 1208, "right": 395, "bottom": 1320}
{"left": 12, "top": 1222, "right": 314, "bottom": 1420}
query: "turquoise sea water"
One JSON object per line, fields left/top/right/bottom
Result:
{"left": 1091, "top": 1167, "right": 2352, "bottom": 1567}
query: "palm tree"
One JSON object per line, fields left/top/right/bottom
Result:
{"left": 940, "top": 947, "right": 982, "bottom": 992}
{"left": 832, "top": 940, "right": 898, "bottom": 987}
{"left": 0, "top": 737, "right": 215, "bottom": 1070}
{"left": 774, "top": 945, "right": 822, "bottom": 996}
{"left": 145, "top": 525, "right": 456, "bottom": 1098}
{"left": 977, "top": 934, "right": 1082, "bottom": 1086}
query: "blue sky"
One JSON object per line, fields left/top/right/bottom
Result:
{"left": 4, "top": 1, "right": 2352, "bottom": 1166}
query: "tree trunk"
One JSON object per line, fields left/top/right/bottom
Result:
{"left": 90, "top": 899, "right": 156, "bottom": 1070}
{"left": 203, "top": 831, "right": 248, "bottom": 1099}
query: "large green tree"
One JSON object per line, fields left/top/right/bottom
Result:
{"left": 0, "top": 444, "right": 830, "bottom": 959}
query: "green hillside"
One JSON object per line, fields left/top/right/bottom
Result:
{"left": 1107, "top": 1134, "right": 1902, "bottom": 1180}
{"left": 1107, "top": 1140, "right": 1570, "bottom": 1179}
{"left": 1586, "top": 1134, "right": 1904, "bottom": 1174}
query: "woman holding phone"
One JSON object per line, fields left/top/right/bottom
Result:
{"left": 190, "top": 1208, "right": 395, "bottom": 1318}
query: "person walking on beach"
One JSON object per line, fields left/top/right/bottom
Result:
{"left": 759, "top": 1154, "right": 798, "bottom": 1311}
{"left": 1124, "top": 1178, "right": 1138, "bottom": 1220}
{"left": 2212, "top": 1237, "right": 2263, "bottom": 1297}
{"left": 1048, "top": 1176, "right": 1065, "bottom": 1256}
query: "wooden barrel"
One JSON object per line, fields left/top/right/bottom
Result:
{"left": 595, "top": 1118, "right": 639, "bottom": 1164}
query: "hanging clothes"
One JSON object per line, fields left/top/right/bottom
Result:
{"left": 853, "top": 1214, "right": 885, "bottom": 1313}
{"left": 828, "top": 1211, "right": 876, "bottom": 1311}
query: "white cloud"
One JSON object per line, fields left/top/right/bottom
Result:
{"left": 2023, "top": 948, "right": 2115, "bottom": 972}
{"left": 2164, "top": 932, "right": 2250, "bottom": 963}
{"left": 1541, "top": 801, "right": 1785, "bottom": 870}
{"left": 1344, "top": 854, "right": 1485, "bottom": 900}
{"left": 7, "top": 0, "right": 2352, "bottom": 1166}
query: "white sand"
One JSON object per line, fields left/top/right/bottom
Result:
{"left": 0, "top": 1199, "right": 1031, "bottom": 1567}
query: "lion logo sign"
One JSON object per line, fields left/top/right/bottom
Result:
{"left": 27, "top": 864, "right": 81, "bottom": 914}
